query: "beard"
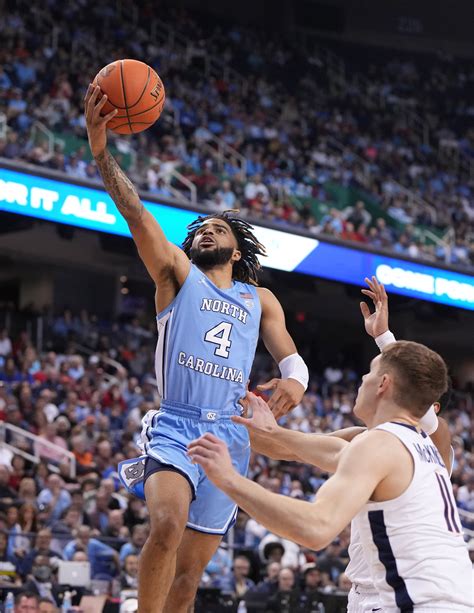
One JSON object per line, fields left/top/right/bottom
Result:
{"left": 190, "top": 246, "right": 234, "bottom": 268}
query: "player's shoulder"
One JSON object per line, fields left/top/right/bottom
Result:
{"left": 256, "top": 287, "right": 282, "bottom": 308}
{"left": 343, "top": 427, "right": 406, "bottom": 459}
{"left": 338, "top": 428, "right": 407, "bottom": 476}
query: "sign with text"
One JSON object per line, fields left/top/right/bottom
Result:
{"left": 1, "top": 166, "right": 473, "bottom": 311}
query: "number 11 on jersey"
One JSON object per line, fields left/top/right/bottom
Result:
{"left": 204, "top": 322, "right": 233, "bottom": 358}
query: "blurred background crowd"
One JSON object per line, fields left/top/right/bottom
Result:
{"left": 0, "top": 310, "right": 472, "bottom": 611}
{"left": 0, "top": 0, "right": 473, "bottom": 268}
{"left": 0, "top": 0, "right": 473, "bottom": 611}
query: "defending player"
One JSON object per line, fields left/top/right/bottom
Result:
{"left": 84, "top": 85, "right": 308, "bottom": 613}
{"left": 189, "top": 341, "right": 471, "bottom": 609}
{"left": 231, "top": 277, "right": 454, "bottom": 612}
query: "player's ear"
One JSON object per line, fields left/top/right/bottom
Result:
{"left": 433, "top": 402, "right": 441, "bottom": 414}
{"left": 232, "top": 249, "right": 242, "bottom": 262}
{"left": 377, "top": 373, "right": 391, "bottom": 396}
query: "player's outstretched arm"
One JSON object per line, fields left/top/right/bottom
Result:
{"left": 84, "top": 84, "right": 189, "bottom": 287}
{"left": 188, "top": 430, "right": 397, "bottom": 550}
{"left": 234, "top": 393, "right": 349, "bottom": 470}
{"left": 256, "top": 288, "right": 308, "bottom": 418}
{"left": 360, "top": 277, "right": 444, "bottom": 444}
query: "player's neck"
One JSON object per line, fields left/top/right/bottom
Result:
{"left": 200, "top": 264, "right": 234, "bottom": 289}
{"left": 368, "top": 402, "right": 419, "bottom": 429}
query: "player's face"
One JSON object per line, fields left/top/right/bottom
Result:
{"left": 353, "top": 356, "right": 382, "bottom": 422}
{"left": 190, "top": 220, "right": 241, "bottom": 268}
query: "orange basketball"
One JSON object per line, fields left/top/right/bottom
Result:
{"left": 92, "top": 59, "right": 165, "bottom": 135}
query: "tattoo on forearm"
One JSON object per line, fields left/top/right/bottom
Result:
{"left": 95, "top": 149, "right": 144, "bottom": 225}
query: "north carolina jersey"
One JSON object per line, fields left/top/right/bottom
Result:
{"left": 352, "top": 422, "right": 471, "bottom": 612}
{"left": 155, "top": 263, "right": 261, "bottom": 413}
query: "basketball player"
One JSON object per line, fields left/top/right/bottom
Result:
{"left": 84, "top": 84, "right": 308, "bottom": 613}
{"left": 189, "top": 340, "right": 472, "bottom": 611}
{"left": 229, "top": 277, "right": 454, "bottom": 612}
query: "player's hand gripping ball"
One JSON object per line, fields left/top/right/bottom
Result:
{"left": 93, "top": 59, "right": 165, "bottom": 134}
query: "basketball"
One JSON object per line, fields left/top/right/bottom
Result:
{"left": 92, "top": 59, "right": 165, "bottom": 135}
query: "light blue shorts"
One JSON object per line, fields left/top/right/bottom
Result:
{"left": 118, "top": 401, "right": 250, "bottom": 535}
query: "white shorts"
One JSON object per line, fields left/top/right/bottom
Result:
{"left": 348, "top": 585, "right": 383, "bottom": 613}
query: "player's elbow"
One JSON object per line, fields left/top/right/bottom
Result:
{"left": 301, "top": 519, "right": 334, "bottom": 551}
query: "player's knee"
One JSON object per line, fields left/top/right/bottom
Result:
{"left": 148, "top": 510, "right": 185, "bottom": 551}
{"left": 171, "top": 569, "right": 201, "bottom": 605}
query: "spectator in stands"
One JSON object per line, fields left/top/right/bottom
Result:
{"left": 204, "top": 543, "right": 233, "bottom": 586}
{"left": 0, "top": 528, "right": 20, "bottom": 586}
{"left": 119, "top": 524, "right": 148, "bottom": 563}
{"left": 215, "top": 180, "right": 237, "bottom": 208}
{"left": 19, "top": 529, "right": 63, "bottom": 577}
{"left": 119, "top": 553, "right": 139, "bottom": 590}
{"left": 14, "top": 592, "right": 40, "bottom": 613}
{"left": 21, "top": 555, "right": 60, "bottom": 605}
{"left": 122, "top": 497, "right": 147, "bottom": 530}
{"left": 0, "top": 465, "right": 17, "bottom": 507}
{"left": 0, "top": 330, "right": 13, "bottom": 357}
{"left": 265, "top": 567, "right": 296, "bottom": 612}
{"left": 102, "top": 509, "right": 129, "bottom": 552}
{"left": 316, "top": 541, "right": 346, "bottom": 584}
{"left": 63, "top": 525, "right": 119, "bottom": 579}
{"left": 216, "top": 554, "right": 255, "bottom": 599}
{"left": 34, "top": 423, "right": 67, "bottom": 464}
{"left": 259, "top": 540, "right": 285, "bottom": 566}
{"left": 301, "top": 563, "right": 323, "bottom": 593}
{"left": 457, "top": 474, "right": 474, "bottom": 512}
{"left": 38, "top": 598, "right": 57, "bottom": 613}
{"left": 50, "top": 507, "right": 81, "bottom": 551}
{"left": 9, "top": 503, "right": 38, "bottom": 558}
{"left": 37, "top": 475, "right": 71, "bottom": 523}
{"left": 86, "top": 488, "right": 113, "bottom": 531}
{"left": 8, "top": 457, "right": 29, "bottom": 491}
{"left": 345, "top": 201, "right": 372, "bottom": 228}
{"left": 246, "top": 561, "right": 281, "bottom": 598}
{"left": 18, "top": 477, "right": 37, "bottom": 506}
{"left": 244, "top": 174, "right": 269, "bottom": 203}
{"left": 70, "top": 435, "right": 96, "bottom": 473}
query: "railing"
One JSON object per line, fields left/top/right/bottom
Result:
{"left": 30, "top": 121, "right": 56, "bottom": 158}
{"left": 150, "top": 18, "right": 249, "bottom": 95}
{"left": 116, "top": 0, "right": 138, "bottom": 25}
{"left": 405, "top": 111, "right": 430, "bottom": 147}
{"left": 74, "top": 343, "right": 125, "bottom": 387}
{"left": 458, "top": 508, "right": 474, "bottom": 538}
{"left": 326, "top": 136, "right": 439, "bottom": 223}
{"left": 169, "top": 168, "right": 197, "bottom": 203}
{"left": 50, "top": 26, "right": 60, "bottom": 52}
{"left": 200, "top": 133, "right": 247, "bottom": 179}
{"left": 438, "top": 141, "right": 474, "bottom": 181}
{"left": 0, "top": 421, "right": 76, "bottom": 478}
{"left": 0, "top": 113, "right": 7, "bottom": 140}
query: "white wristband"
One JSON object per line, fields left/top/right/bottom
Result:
{"left": 279, "top": 353, "right": 309, "bottom": 391}
{"left": 375, "top": 330, "right": 396, "bottom": 351}
{"left": 419, "top": 405, "right": 439, "bottom": 435}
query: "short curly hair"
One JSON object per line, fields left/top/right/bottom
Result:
{"left": 182, "top": 211, "right": 266, "bottom": 285}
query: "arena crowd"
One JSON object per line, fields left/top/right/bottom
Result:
{"left": 0, "top": 310, "right": 472, "bottom": 610}
{"left": 0, "top": 1, "right": 473, "bottom": 268}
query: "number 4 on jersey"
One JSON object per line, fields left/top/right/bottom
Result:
{"left": 204, "top": 322, "right": 233, "bottom": 358}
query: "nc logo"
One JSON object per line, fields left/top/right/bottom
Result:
{"left": 206, "top": 412, "right": 217, "bottom": 421}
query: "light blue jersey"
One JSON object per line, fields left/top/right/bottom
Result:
{"left": 155, "top": 263, "right": 261, "bottom": 414}
{"left": 117, "top": 263, "right": 262, "bottom": 534}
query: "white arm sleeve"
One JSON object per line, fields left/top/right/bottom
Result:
{"left": 419, "top": 405, "right": 439, "bottom": 435}
{"left": 279, "top": 353, "right": 309, "bottom": 391}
